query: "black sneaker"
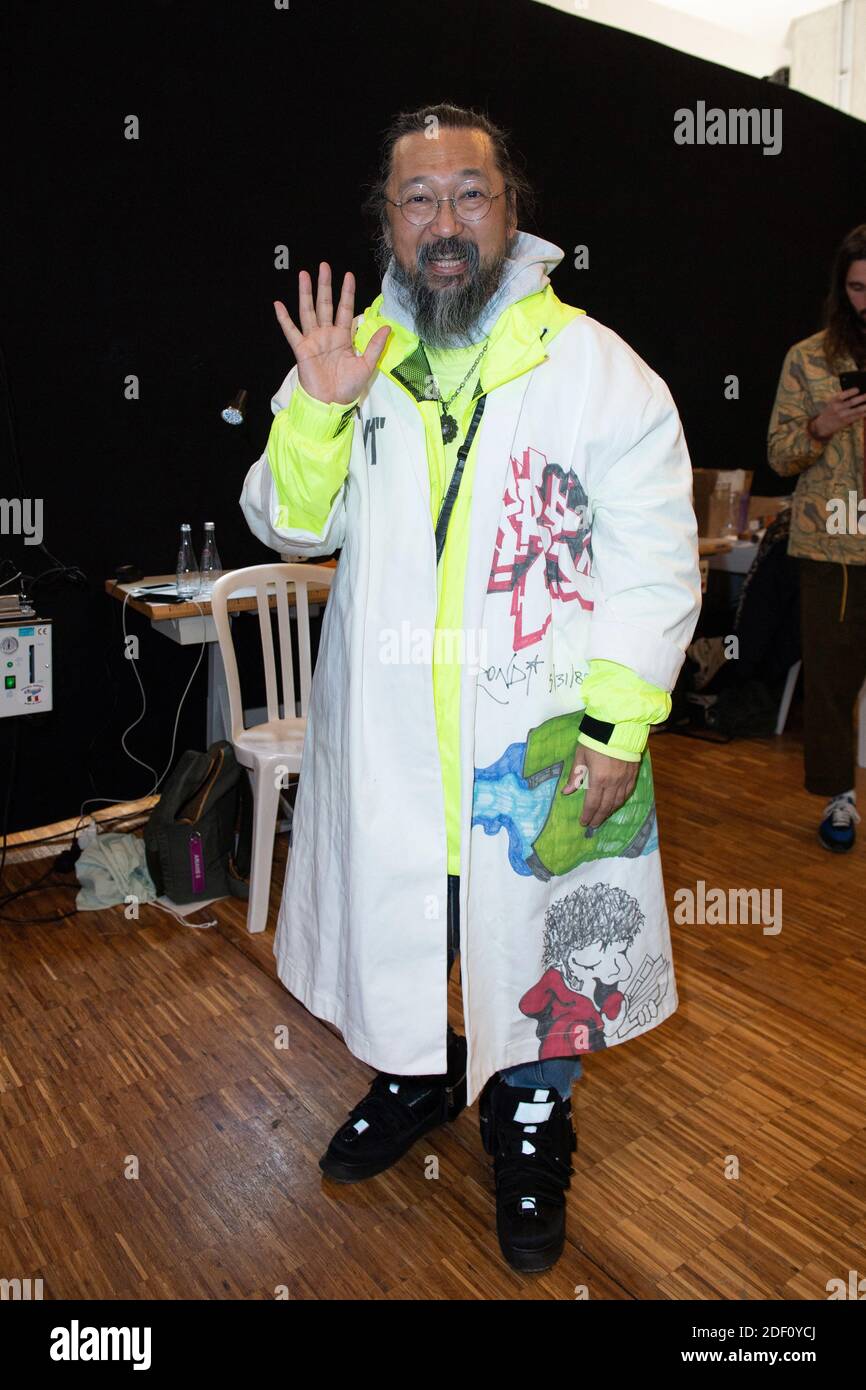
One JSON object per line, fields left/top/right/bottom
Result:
{"left": 479, "top": 1074, "right": 576, "bottom": 1272}
{"left": 318, "top": 1027, "right": 467, "bottom": 1183}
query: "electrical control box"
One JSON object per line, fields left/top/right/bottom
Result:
{"left": 0, "top": 619, "right": 53, "bottom": 718}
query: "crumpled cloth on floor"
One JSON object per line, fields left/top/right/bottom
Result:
{"left": 75, "top": 832, "right": 157, "bottom": 910}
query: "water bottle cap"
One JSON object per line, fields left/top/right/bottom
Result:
{"left": 181, "top": 523, "right": 191, "bottom": 531}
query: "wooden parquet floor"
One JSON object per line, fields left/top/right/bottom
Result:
{"left": 1, "top": 726, "right": 865, "bottom": 1300}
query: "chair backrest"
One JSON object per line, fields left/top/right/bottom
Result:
{"left": 210, "top": 563, "right": 335, "bottom": 741}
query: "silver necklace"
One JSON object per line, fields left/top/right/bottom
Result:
{"left": 429, "top": 341, "right": 489, "bottom": 443}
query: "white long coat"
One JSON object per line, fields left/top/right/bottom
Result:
{"left": 241, "top": 308, "right": 701, "bottom": 1105}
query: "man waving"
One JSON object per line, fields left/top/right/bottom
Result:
{"left": 241, "top": 103, "right": 701, "bottom": 1272}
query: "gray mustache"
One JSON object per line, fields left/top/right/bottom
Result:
{"left": 419, "top": 240, "right": 478, "bottom": 267}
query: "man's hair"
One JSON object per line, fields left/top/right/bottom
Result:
{"left": 824, "top": 223, "right": 866, "bottom": 369}
{"left": 362, "top": 102, "right": 536, "bottom": 230}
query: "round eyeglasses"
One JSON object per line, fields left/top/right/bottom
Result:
{"left": 384, "top": 179, "right": 510, "bottom": 226}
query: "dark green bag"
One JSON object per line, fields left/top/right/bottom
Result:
{"left": 145, "top": 740, "right": 242, "bottom": 903}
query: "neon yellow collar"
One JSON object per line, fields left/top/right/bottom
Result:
{"left": 353, "top": 284, "right": 584, "bottom": 398}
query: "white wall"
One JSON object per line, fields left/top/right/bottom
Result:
{"left": 534, "top": 0, "right": 866, "bottom": 118}
{"left": 789, "top": 0, "right": 866, "bottom": 118}
{"left": 856, "top": 0, "right": 866, "bottom": 118}
{"left": 791, "top": 5, "right": 843, "bottom": 106}
{"left": 534, "top": 0, "right": 792, "bottom": 77}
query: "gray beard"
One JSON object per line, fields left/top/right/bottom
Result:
{"left": 377, "top": 231, "right": 509, "bottom": 348}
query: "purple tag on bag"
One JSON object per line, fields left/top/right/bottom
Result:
{"left": 188, "top": 832, "right": 205, "bottom": 894}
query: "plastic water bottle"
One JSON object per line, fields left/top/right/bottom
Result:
{"left": 718, "top": 481, "right": 739, "bottom": 539}
{"left": 176, "top": 523, "right": 199, "bottom": 598}
{"left": 199, "top": 522, "right": 223, "bottom": 598}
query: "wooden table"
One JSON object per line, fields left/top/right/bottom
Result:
{"left": 696, "top": 536, "right": 761, "bottom": 599}
{"left": 104, "top": 566, "right": 336, "bottom": 744}
{"left": 697, "top": 538, "right": 737, "bottom": 557}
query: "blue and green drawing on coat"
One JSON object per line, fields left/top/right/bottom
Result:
{"left": 471, "top": 711, "right": 657, "bottom": 880}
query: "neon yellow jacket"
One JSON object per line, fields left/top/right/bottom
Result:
{"left": 265, "top": 284, "right": 671, "bottom": 871}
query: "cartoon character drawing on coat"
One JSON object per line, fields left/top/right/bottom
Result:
{"left": 519, "top": 883, "right": 669, "bottom": 1056}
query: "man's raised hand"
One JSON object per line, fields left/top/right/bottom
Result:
{"left": 274, "top": 262, "right": 391, "bottom": 406}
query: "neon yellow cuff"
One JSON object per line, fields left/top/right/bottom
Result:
{"left": 284, "top": 382, "right": 359, "bottom": 439}
{"left": 576, "top": 658, "right": 671, "bottom": 761}
{"left": 581, "top": 658, "right": 671, "bottom": 724}
{"left": 267, "top": 392, "right": 355, "bottom": 531}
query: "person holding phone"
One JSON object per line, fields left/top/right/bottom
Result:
{"left": 768, "top": 224, "right": 866, "bottom": 851}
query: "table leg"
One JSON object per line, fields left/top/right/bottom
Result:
{"left": 207, "top": 639, "right": 232, "bottom": 745}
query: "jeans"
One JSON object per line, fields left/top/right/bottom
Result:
{"left": 447, "top": 874, "right": 583, "bottom": 1099}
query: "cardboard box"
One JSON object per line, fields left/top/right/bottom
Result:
{"left": 747, "top": 494, "right": 790, "bottom": 524}
{"left": 692, "top": 469, "right": 753, "bottom": 537}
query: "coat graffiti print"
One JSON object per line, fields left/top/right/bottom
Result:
{"left": 241, "top": 291, "right": 702, "bottom": 1107}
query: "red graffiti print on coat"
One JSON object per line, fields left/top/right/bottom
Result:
{"left": 519, "top": 966, "right": 624, "bottom": 1056}
{"left": 488, "top": 447, "right": 594, "bottom": 652}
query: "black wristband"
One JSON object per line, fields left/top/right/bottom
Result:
{"left": 579, "top": 713, "right": 615, "bottom": 745}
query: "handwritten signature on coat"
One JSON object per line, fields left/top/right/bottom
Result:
{"left": 478, "top": 651, "right": 544, "bottom": 704}
{"left": 478, "top": 654, "right": 585, "bottom": 705}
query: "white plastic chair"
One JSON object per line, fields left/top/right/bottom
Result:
{"left": 210, "top": 562, "right": 334, "bottom": 934}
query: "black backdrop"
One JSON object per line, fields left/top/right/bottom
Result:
{"left": 3, "top": 0, "right": 865, "bottom": 831}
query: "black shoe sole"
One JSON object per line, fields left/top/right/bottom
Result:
{"left": 497, "top": 1221, "right": 565, "bottom": 1273}
{"left": 318, "top": 1072, "right": 467, "bottom": 1183}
